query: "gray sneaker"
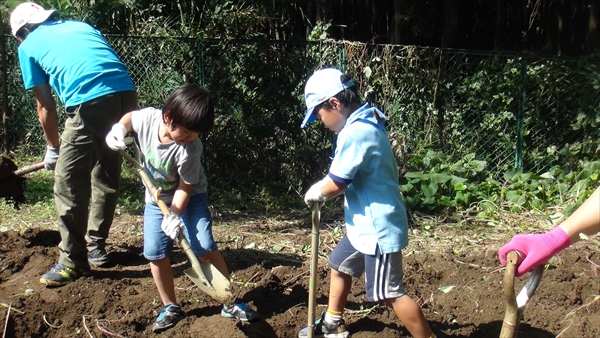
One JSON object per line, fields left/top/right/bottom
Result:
{"left": 221, "top": 299, "right": 260, "bottom": 322}
{"left": 152, "top": 304, "right": 185, "bottom": 333}
{"left": 88, "top": 248, "right": 110, "bottom": 267}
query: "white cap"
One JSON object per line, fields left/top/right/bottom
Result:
{"left": 301, "top": 68, "right": 355, "bottom": 128}
{"left": 10, "top": 2, "right": 58, "bottom": 37}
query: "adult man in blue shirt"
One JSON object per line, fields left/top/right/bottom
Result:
{"left": 11, "top": 2, "right": 138, "bottom": 286}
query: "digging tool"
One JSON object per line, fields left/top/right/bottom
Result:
{"left": 499, "top": 251, "right": 544, "bottom": 338}
{"left": 118, "top": 139, "right": 233, "bottom": 303}
{"left": 307, "top": 203, "right": 321, "bottom": 338}
{"left": 13, "top": 162, "right": 45, "bottom": 176}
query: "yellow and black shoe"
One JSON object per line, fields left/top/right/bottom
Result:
{"left": 40, "top": 262, "right": 91, "bottom": 287}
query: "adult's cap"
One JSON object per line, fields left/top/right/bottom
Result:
{"left": 10, "top": 2, "right": 58, "bottom": 37}
{"left": 301, "top": 68, "right": 355, "bottom": 128}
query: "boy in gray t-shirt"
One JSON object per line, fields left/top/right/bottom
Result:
{"left": 105, "top": 84, "right": 259, "bottom": 333}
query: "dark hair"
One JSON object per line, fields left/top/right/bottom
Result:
{"left": 15, "top": 12, "right": 60, "bottom": 41}
{"left": 319, "top": 74, "right": 361, "bottom": 111}
{"left": 162, "top": 84, "right": 215, "bottom": 134}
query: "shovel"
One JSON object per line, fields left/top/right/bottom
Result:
{"left": 499, "top": 251, "right": 544, "bottom": 338}
{"left": 118, "top": 139, "right": 233, "bottom": 303}
{"left": 306, "top": 203, "right": 321, "bottom": 338}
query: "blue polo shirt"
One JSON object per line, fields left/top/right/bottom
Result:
{"left": 328, "top": 103, "right": 409, "bottom": 255}
{"left": 18, "top": 20, "right": 134, "bottom": 107}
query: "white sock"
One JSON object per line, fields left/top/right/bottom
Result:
{"left": 323, "top": 311, "right": 342, "bottom": 324}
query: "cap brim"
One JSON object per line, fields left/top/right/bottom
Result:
{"left": 301, "top": 107, "right": 317, "bottom": 128}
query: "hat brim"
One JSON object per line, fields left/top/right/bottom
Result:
{"left": 301, "top": 107, "right": 317, "bottom": 128}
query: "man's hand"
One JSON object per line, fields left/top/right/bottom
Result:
{"left": 304, "top": 179, "right": 328, "bottom": 207}
{"left": 498, "top": 227, "right": 571, "bottom": 277}
{"left": 44, "top": 145, "right": 59, "bottom": 170}
{"left": 161, "top": 213, "right": 184, "bottom": 240}
{"left": 105, "top": 124, "right": 128, "bottom": 151}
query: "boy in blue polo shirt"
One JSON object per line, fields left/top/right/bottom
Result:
{"left": 299, "top": 68, "right": 437, "bottom": 338}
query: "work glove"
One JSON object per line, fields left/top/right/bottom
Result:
{"left": 498, "top": 227, "right": 571, "bottom": 277}
{"left": 304, "top": 179, "right": 328, "bottom": 207}
{"left": 105, "top": 123, "right": 128, "bottom": 151}
{"left": 44, "top": 145, "right": 59, "bottom": 170}
{"left": 161, "top": 212, "right": 184, "bottom": 240}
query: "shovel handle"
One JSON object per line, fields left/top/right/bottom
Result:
{"left": 500, "top": 250, "right": 544, "bottom": 338}
{"left": 13, "top": 162, "right": 45, "bottom": 176}
{"left": 307, "top": 203, "right": 321, "bottom": 338}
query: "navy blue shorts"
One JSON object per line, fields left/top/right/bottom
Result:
{"left": 328, "top": 235, "right": 406, "bottom": 301}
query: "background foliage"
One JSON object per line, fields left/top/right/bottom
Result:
{"left": 0, "top": 0, "right": 599, "bottom": 217}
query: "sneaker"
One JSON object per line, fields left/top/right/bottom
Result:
{"left": 40, "top": 262, "right": 91, "bottom": 287}
{"left": 298, "top": 311, "right": 349, "bottom": 338}
{"left": 221, "top": 298, "right": 260, "bottom": 322}
{"left": 88, "top": 248, "right": 110, "bottom": 267}
{"left": 152, "top": 304, "right": 185, "bottom": 333}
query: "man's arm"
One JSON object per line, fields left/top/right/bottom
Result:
{"left": 32, "top": 83, "right": 59, "bottom": 148}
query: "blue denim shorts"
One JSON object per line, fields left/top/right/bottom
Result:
{"left": 328, "top": 235, "right": 406, "bottom": 302}
{"left": 143, "top": 192, "right": 218, "bottom": 261}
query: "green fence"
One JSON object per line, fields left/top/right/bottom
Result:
{"left": 1, "top": 35, "right": 598, "bottom": 191}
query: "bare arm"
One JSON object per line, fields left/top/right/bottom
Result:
{"left": 32, "top": 83, "right": 59, "bottom": 147}
{"left": 559, "top": 186, "right": 600, "bottom": 243}
{"left": 169, "top": 179, "right": 193, "bottom": 216}
{"left": 116, "top": 112, "right": 134, "bottom": 132}
{"left": 321, "top": 176, "right": 348, "bottom": 198}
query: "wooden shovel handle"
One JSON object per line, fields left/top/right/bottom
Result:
{"left": 500, "top": 251, "right": 544, "bottom": 338}
{"left": 13, "top": 162, "right": 45, "bottom": 176}
{"left": 307, "top": 203, "right": 321, "bottom": 338}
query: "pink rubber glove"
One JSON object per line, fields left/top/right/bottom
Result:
{"left": 498, "top": 227, "right": 571, "bottom": 277}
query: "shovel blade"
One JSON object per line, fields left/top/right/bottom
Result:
{"left": 184, "top": 261, "right": 233, "bottom": 303}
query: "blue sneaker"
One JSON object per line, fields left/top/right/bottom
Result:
{"left": 221, "top": 298, "right": 260, "bottom": 322}
{"left": 152, "top": 304, "right": 185, "bottom": 333}
{"left": 39, "top": 262, "right": 91, "bottom": 287}
{"left": 298, "top": 311, "right": 349, "bottom": 338}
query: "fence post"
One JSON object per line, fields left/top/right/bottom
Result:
{"left": 514, "top": 57, "right": 527, "bottom": 169}
{"left": 197, "top": 40, "right": 205, "bottom": 87}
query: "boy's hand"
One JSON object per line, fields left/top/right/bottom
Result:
{"left": 304, "top": 180, "right": 328, "bottom": 207}
{"left": 105, "top": 123, "right": 128, "bottom": 150}
{"left": 161, "top": 213, "right": 184, "bottom": 240}
{"left": 44, "top": 145, "right": 59, "bottom": 170}
{"left": 498, "top": 227, "right": 571, "bottom": 277}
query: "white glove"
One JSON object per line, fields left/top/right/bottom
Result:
{"left": 44, "top": 145, "right": 59, "bottom": 170}
{"left": 161, "top": 212, "right": 184, "bottom": 240}
{"left": 304, "top": 179, "right": 328, "bottom": 207}
{"left": 105, "top": 123, "right": 128, "bottom": 151}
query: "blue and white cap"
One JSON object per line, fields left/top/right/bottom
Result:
{"left": 301, "top": 68, "right": 355, "bottom": 128}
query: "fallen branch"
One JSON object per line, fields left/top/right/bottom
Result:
{"left": 0, "top": 304, "right": 23, "bottom": 315}
{"left": 2, "top": 303, "right": 11, "bottom": 338}
{"left": 556, "top": 295, "right": 600, "bottom": 338}
{"left": 42, "top": 314, "right": 62, "bottom": 329}
{"left": 282, "top": 270, "right": 309, "bottom": 286}
{"left": 345, "top": 304, "right": 384, "bottom": 318}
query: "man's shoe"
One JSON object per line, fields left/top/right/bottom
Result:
{"left": 298, "top": 311, "right": 349, "bottom": 338}
{"left": 40, "top": 262, "right": 91, "bottom": 287}
{"left": 152, "top": 304, "right": 185, "bottom": 333}
{"left": 88, "top": 248, "right": 110, "bottom": 267}
{"left": 221, "top": 298, "right": 260, "bottom": 322}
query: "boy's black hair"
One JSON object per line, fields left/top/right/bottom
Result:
{"left": 316, "top": 74, "right": 361, "bottom": 112}
{"left": 15, "top": 12, "right": 60, "bottom": 41}
{"left": 162, "top": 83, "right": 215, "bottom": 134}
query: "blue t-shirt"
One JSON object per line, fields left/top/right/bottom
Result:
{"left": 18, "top": 20, "right": 134, "bottom": 107}
{"left": 328, "top": 103, "right": 409, "bottom": 255}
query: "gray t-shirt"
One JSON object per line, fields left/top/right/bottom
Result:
{"left": 131, "top": 107, "right": 207, "bottom": 204}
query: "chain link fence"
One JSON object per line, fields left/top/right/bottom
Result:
{"left": 1, "top": 35, "right": 598, "bottom": 189}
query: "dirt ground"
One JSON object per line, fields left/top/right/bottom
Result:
{"left": 1, "top": 208, "right": 599, "bottom": 338}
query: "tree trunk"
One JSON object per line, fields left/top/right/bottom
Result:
{"left": 494, "top": 0, "right": 508, "bottom": 50}
{"left": 588, "top": 0, "right": 600, "bottom": 52}
{"left": 442, "top": 0, "right": 460, "bottom": 48}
